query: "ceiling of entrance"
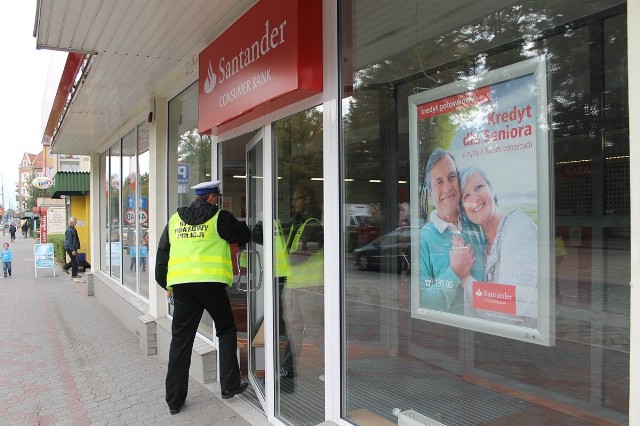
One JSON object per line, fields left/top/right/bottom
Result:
{"left": 35, "top": 0, "right": 604, "bottom": 155}
{"left": 35, "top": 0, "right": 257, "bottom": 154}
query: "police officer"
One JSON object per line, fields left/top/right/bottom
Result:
{"left": 155, "top": 180, "right": 251, "bottom": 415}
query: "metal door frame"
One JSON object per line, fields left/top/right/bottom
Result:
{"left": 245, "top": 126, "right": 276, "bottom": 416}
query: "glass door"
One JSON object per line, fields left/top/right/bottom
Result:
{"left": 245, "top": 130, "right": 266, "bottom": 409}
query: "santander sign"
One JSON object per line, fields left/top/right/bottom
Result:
{"left": 198, "top": 0, "right": 322, "bottom": 134}
{"left": 203, "top": 20, "right": 288, "bottom": 95}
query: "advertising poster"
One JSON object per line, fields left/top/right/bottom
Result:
{"left": 34, "top": 243, "right": 56, "bottom": 277}
{"left": 106, "top": 242, "right": 122, "bottom": 266}
{"left": 408, "top": 57, "right": 553, "bottom": 346}
{"left": 47, "top": 207, "right": 67, "bottom": 234}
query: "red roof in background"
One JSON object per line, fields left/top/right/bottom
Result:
{"left": 32, "top": 151, "right": 45, "bottom": 169}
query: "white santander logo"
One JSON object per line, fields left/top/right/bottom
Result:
{"left": 203, "top": 62, "right": 217, "bottom": 94}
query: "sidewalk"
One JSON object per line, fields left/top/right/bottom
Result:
{"left": 0, "top": 235, "right": 269, "bottom": 425}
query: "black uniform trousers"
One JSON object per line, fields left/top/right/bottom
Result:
{"left": 165, "top": 281, "right": 241, "bottom": 409}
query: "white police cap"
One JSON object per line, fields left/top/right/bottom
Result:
{"left": 191, "top": 180, "right": 222, "bottom": 196}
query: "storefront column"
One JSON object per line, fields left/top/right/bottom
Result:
{"left": 323, "top": 1, "right": 340, "bottom": 422}
{"left": 148, "top": 97, "right": 168, "bottom": 319}
{"left": 89, "top": 153, "right": 101, "bottom": 277}
{"left": 628, "top": 2, "right": 640, "bottom": 423}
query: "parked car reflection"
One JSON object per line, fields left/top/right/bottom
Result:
{"left": 353, "top": 226, "right": 411, "bottom": 273}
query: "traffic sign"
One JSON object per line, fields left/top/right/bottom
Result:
{"left": 126, "top": 196, "right": 148, "bottom": 209}
{"left": 125, "top": 209, "right": 136, "bottom": 224}
{"left": 178, "top": 164, "right": 190, "bottom": 184}
{"left": 125, "top": 208, "right": 149, "bottom": 225}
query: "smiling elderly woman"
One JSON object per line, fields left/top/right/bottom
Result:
{"left": 457, "top": 166, "right": 538, "bottom": 327}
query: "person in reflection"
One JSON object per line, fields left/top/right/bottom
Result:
{"left": 129, "top": 229, "right": 149, "bottom": 272}
{"left": 419, "top": 149, "right": 485, "bottom": 314}
{"left": 252, "top": 186, "right": 324, "bottom": 385}
{"left": 139, "top": 230, "right": 149, "bottom": 271}
{"left": 155, "top": 180, "right": 251, "bottom": 415}
{"left": 457, "top": 166, "right": 538, "bottom": 326}
{"left": 129, "top": 229, "right": 138, "bottom": 271}
{"left": 283, "top": 186, "right": 324, "bottom": 381}
{"left": 251, "top": 217, "right": 296, "bottom": 384}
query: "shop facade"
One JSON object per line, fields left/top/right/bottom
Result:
{"left": 36, "top": 0, "right": 637, "bottom": 425}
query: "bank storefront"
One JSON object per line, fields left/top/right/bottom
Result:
{"left": 37, "top": 0, "right": 636, "bottom": 425}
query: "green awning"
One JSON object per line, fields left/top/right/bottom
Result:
{"left": 49, "top": 171, "right": 90, "bottom": 199}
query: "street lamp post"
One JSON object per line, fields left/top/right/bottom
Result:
{"left": 1, "top": 173, "right": 4, "bottom": 236}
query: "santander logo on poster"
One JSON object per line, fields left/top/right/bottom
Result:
{"left": 472, "top": 281, "right": 516, "bottom": 314}
{"left": 199, "top": 0, "right": 322, "bottom": 134}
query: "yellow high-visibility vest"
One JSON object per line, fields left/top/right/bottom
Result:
{"left": 166, "top": 212, "right": 233, "bottom": 288}
{"left": 286, "top": 217, "right": 324, "bottom": 289}
{"left": 273, "top": 220, "right": 291, "bottom": 277}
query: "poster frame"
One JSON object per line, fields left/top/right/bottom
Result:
{"left": 408, "top": 56, "right": 554, "bottom": 346}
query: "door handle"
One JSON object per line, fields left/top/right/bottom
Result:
{"left": 252, "top": 250, "right": 263, "bottom": 291}
{"left": 235, "top": 250, "right": 248, "bottom": 291}
{"left": 235, "top": 250, "right": 263, "bottom": 292}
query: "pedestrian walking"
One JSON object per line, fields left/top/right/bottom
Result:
{"left": 9, "top": 224, "right": 16, "bottom": 242}
{"left": 21, "top": 222, "right": 29, "bottom": 238}
{"left": 62, "top": 217, "right": 82, "bottom": 278}
{"left": 1, "top": 242, "right": 12, "bottom": 278}
{"left": 155, "top": 180, "right": 251, "bottom": 415}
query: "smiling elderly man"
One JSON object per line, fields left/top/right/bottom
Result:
{"left": 419, "top": 149, "right": 485, "bottom": 314}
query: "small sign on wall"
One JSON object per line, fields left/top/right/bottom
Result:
{"left": 222, "top": 197, "right": 232, "bottom": 213}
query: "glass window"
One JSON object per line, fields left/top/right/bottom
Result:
{"left": 99, "top": 121, "right": 151, "bottom": 299}
{"left": 273, "top": 107, "right": 324, "bottom": 424}
{"left": 341, "top": 1, "right": 628, "bottom": 425}
{"left": 138, "top": 123, "right": 150, "bottom": 299}
{"left": 168, "top": 82, "right": 212, "bottom": 214}
{"left": 117, "top": 122, "right": 152, "bottom": 298}
{"left": 108, "top": 141, "right": 122, "bottom": 282}
{"left": 122, "top": 129, "right": 137, "bottom": 292}
{"left": 100, "top": 152, "right": 108, "bottom": 273}
{"left": 167, "top": 81, "right": 213, "bottom": 336}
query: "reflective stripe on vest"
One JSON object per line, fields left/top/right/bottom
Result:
{"left": 166, "top": 211, "right": 233, "bottom": 286}
{"left": 273, "top": 220, "right": 291, "bottom": 277}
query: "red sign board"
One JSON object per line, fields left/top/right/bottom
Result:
{"left": 40, "top": 208, "right": 48, "bottom": 244}
{"left": 198, "top": 0, "right": 323, "bottom": 134}
{"left": 472, "top": 281, "right": 517, "bottom": 314}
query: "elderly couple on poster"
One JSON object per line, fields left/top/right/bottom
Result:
{"left": 419, "top": 148, "right": 538, "bottom": 327}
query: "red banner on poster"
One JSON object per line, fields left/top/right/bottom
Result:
{"left": 418, "top": 87, "right": 491, "bottom": 120}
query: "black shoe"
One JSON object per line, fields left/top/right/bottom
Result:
{"left": 63, "top": 268, "right": 70, "bottom": 275}
{"left": 221, "top": 380, "right": 249, "bottom": 399}
{"left": 166, "top": 399, "right": 184, "bottom": 415}
{"left": 72, "top": 274, "right": 82, "bottom": 278}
